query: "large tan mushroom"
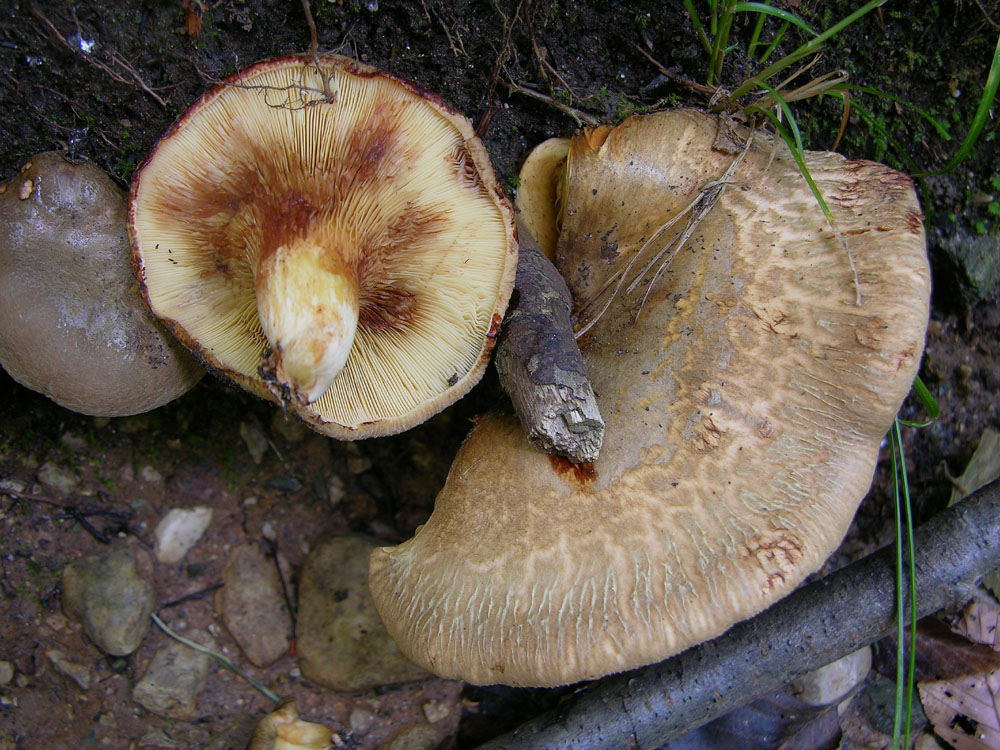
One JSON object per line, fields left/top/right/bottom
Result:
{"left": 0, "top": 152, "right": 203, "bottom": 416}
{"left": 130, "top": 55, "right": 517, "bottom": 439}
{"left": 369, "top": 109, "right": 931, "bottom": 687}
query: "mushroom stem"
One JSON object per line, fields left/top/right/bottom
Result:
{"left": 255, "top": 240, "right": 359, "bottom": 404}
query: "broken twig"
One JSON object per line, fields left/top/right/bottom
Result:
{"left": 495, "top": 223, "right": 604, "bottom": 464}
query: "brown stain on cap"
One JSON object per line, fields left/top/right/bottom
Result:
{"left": 549, "top": 454, "right": 597, "bottom": 484}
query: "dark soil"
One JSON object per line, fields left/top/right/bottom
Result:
{"left": 1, "top": 1, "right": 998, "bottom": 748}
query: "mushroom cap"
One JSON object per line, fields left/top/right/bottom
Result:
{"left": 0, "top": 152, "right": 203, "bottom": 416}
{"left": 369, "top": 109, "right": 931, "bottom": 686}
{"left": 130, "top": 55, "right": 517, "bottom": 439}
{"left": 513, "top": 136, "right": 569, "bottom": 261}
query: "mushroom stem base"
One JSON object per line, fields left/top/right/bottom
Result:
{"left": 255, "top": 241, "right": 359, "bottom": 404}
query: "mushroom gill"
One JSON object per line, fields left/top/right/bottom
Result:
{"left": 369, "top": 109, "right": 931, "bottom": 687}
{"left": 130, "top": 55, "right": 516, "bottom": 438}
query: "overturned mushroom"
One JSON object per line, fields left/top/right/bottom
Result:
{"left": 130, "top": 55, "right": 517, "bottom": 439}
{"left": 369, "top": 109, "right": 931, "bottom": 687}
{"left": 0, "top": 152, "right": 203, "bottom": 416}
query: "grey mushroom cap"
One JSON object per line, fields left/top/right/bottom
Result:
{"left": 0, "top": 152, "right": 203, "bottom": 416}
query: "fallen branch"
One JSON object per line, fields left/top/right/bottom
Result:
{"left": 495, "top": 223, "right": 604, "bottom": 464}
{"left": 477, "top": 479, "right": 1000, "bottom": 749}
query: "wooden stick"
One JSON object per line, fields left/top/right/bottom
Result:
{"left": 495, "top": 223, "right": 604, "bottom": 464}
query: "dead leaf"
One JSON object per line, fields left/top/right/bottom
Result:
{"left": 920, "top": 670, "right": 1000, "bottom": 749}
{"left": 874, "top": 617, "right": 1000, "bottom": 683}
{"left": 948, "top": 430, "right": 1000, "bottom": 507}
{"left": 957, "top": 599, "right": 1000, "bottom": 652}
{"left": 948, "top": 429, "right": 1000, "bottom": 600}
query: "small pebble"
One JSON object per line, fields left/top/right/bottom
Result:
{"left": 154, "top": 507, "right": 213, "bottom": 563}
{"left": 422, "top": 699, "right": 450, "bottom": 723}
{"left": 45, "top": 648, "right": 91, "bottom": 690}
{"left": 384, "top": 724, "right": 445, "bottom": 750}
{"left": 138, "top": 465, "right": 163, "bottom": 483}
{"left": 327, "top": 474, "right": 345, "bottom": 506}
{"left": 349, "top": 705, "right": 375, "bottom": 733}
{"left": 215, "top": 542, "right": 292, "bottom": 667}
{"left": 271, "top": 411, "right": 311, "bottom": 443}
{"left": 296, "top": 536, "right": 427, "bottom": 691}
{"left": 240, "top": 420, "right": 270, "bottom": 465}
{"left": 264, "top": 475, "right": 302, "bottom": 493}
{"left": 60, "top": 432, "right": 88, "bottom": 452}
{"left": 790, "top": 646, "right": 871, "bottom": 706}
{"left": 0, "top": 660, "right": 14, "bottom": 685}
{"left": 37, "top": 461, "right": 79, "bottom": 493}
{"left": 0, "top": 478, "right": 26, "bottom": 494}
{"left": 133, "top": 628, "right": 216, "bottom": 719}
{"left": 61, "top": 544, "right": 154, "bottom": 656}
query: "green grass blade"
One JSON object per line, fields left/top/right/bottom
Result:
{"left": 753, "top": 107, "right": 862, "bottom": 305}
{"left": 757, "top": 21, "right": 789, "bottom": 64}
{"left": 844, "top": 84, "right": 952, "bottom": 141}
{"left": 897, "top": 375, "right": 941, "bottom": 428}
{"left": 846, "top": 100, "right": 922, "bottom": 173}
{"left": 890, "top": 422, "right": 906, "bottom": 750}
{"left": 684, "top": 0, "right": 714, "bottom": 56}
{"left": 734, "top": 2, "right": 817, "bottom": 36}
{"left": 750, "top": 81, "right": 803, "bottom": 151}
{"left": 152, "top": 613, "right": 282, "bottom": 703}
{"left": 710, "top": 0, "right": 740, "bottom": 85}
{"left": 897, "top": 418, "right": 918, "bottom": 750}
{"left": 912, "top": 375, "right": 940, "bottom": 418}
{"left": 730, "top": 0, "right": 887, "bottom": 100}
{"left": 918, "top": 31, "right": 1000, "bottom": 176}
{"left": 746, "top": 0, "right": 769, "bottom": 60}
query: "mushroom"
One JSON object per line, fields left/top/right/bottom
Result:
{"left": 247, "top": 699, "right": 334, "bottom": 750}
{"left": 368, "top": 109, "right": 931, "bottom": 686}
{"left": 0, "top": 152, "right": 203, "bottom": 416}
{"left": 513, "top": 136, "right": 569, "bottom": 260}
{"left": 130, "top": 55, "right": 517, "bottom": 439}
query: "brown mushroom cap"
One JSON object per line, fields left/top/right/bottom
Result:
{"left": 130, "top": 55, "right": 517, "bottom": 438}
{"left": 0, "top": 152, "right": 203, "bottom": 416}
{"left": 369, "top": 109, "right": 931, "bottom": 686}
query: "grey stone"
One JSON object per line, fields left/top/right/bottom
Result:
{"left": 384, "top": 724, "right": 445, "bottom": 750}
{"left": 790, "top": 645, "right": 871, "bottom": 706}
{"left": 133, "top": 628, "right": 216, "bottom": 719}
{"left": 271, "top": 411, "right": 311, "bottom": 443}
{"left": 61, "top": 544, "right": 155, "bottom": 655}
{"left": 153, "top": 506, "right": 213, "bottom": 563}
{"left": 296, "top": 536, "right": 427, "bottom": 691}
{"left": 44, "top": 648, "right": 91, "bottom": 690}
{"left": 37, "top": 461, "right": 79, "bottom": 493}
{"left": 216, "top": 542, "right": 293, "bottom": 667}
{"left": 240, "top": 420, "right": 270, "bottom": 465}
{"left": 932, "top": 224, "right": 1000, "bottom": 305}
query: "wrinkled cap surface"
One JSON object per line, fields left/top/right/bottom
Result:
{"left": 131, "top": 55, "right": 516, "bottom": 438}
{"left": 0, "top": 152, "right": 203, "bottom": 416}
{"left": 369, "top": 109, "right": 931, "bottom": 686}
